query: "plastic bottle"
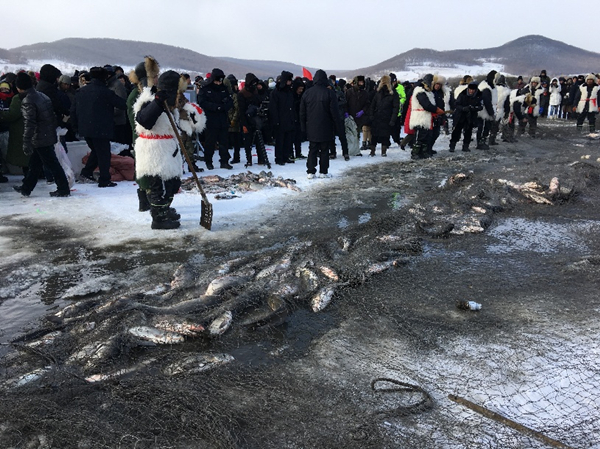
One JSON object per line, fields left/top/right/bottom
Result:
{"left": 458, "top": 300, "right": 482, "bottom": 311}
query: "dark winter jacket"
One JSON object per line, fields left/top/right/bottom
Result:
{"left": 452, "top": 88, "right": 483, "bottom": 126}
{"left": 72, "top": 78, "right": 127, "bottom": 139}
{"left": 346, "top": 82, "right": 371, "bottom": 128}
{"left": 106, "top": 75, "right": 129, "bottom": 126}
{"left": 197, "top": 78, "right": 233, "bottom": 129}
{"left": 299, "top": 70, "right": 342, "bottom": 143}
{"left": 369, "top": 82, "right": 399, "bottom": 137}
{"left": 36, "top": 79, "right": 69, "bottom": 126}
{"left": 269, "top": 71, "right": 295, "bottom": 132}
{"left": 20, "top": 88, "right": 57, "bottom": 153}
{"left": 0, "top": 94, "right": 28, "bottom": 167}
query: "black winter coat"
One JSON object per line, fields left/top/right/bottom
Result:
{"left": 299, "top": 70, "right": 342, "bottom": 143}
{"left": 369, "top": 85, "right": 399, "bottom": 137}
{"left": 72, "top": 79, "right": 127, "bottom": 139}
{"left": 20, "top": 88, "right": 58, "bottom": 152}
{"left": 346, "top": 86, "right": 371, "bottom": 128}
{"left": 36, "top": 79, "right": 69, "bottom": 124}
{"left": 197, "top": 81, "right": 233, "bottom": 129}
{"left": 453, "top": 89, "right": 483, "bottom": 126}
{"left": 269, "top": 71, "right": 295, "bottom": 132}
{"left": 238, "top": 87, "right": 262, "bottom": 129}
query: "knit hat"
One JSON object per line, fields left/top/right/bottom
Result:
{"left": 157, "top": 70, "right": 181, "bottom": 92}
{"left": 15, "top": 72, "right": 33, "bottom": 90}
{"left": 89, "top": 66, "right": 108, "bottom": 80}
{"left": 59, "top": 75, "right": 71, "bottom": 85}
{"left": 39, "top": 64, "right": 61, "bottom": 83}
{"left": 0, "top": 82, "right": 10, "bottom": 91}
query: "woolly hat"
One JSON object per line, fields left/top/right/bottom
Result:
{"left": 89, "top": 66, "right": 108, "bottom": 80}
{"left": 59, "top": 75, "right": 71, "bottom": 85}
{"left": 158, "top": 70, "right": 181, "bottom": 92}
{"left": 389, "top": 73, "right": 397, "bottom": 83}
{"left": 15, "top": 72, "right": 33, "bottom": 90}
{"left": 585, "top": 73, "right": 597, "bottom": 83}
{"left": 422, "top": 74, "right": 434, "bottom": 89}
{"left": 39, "top": 64, "right": 61, "bottom": 83}
{"left": 530, "top": 76, "right": 541, "bottom": 84}
{"left": 0, "top": 82, "right": 10, "bottom": 91}
{"left": 210, "top": 68, "right": 225, "bottom": 82}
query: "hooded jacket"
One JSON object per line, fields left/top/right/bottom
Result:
{"left": 369, "top": 76, "right": 399, "bottom": 137}
{"left": 197, "top": 70, "right": 233, "bottom": 129}
{"left": 269, "top": 71, "right": 295, "bottom": 132}
{"left": 299, "top": 70, "right": 342, "bottom": 142}
{"left": 345, "top": 76, "right": 371, "bottom": 128}
{"left": 548, "top": 78, "right": 562, "bottom": 106}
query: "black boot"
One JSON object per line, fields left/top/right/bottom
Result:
{"left": 137, "top": 189, "right": 150, "bottom": 212}
{"left": 489, "top": 135, "right": 498, "bottom": 145}
{"left": 449, "top": 142, "right": 456, "bottom": 153}
{"left": 151, "top": 208, "right": 180, "bottom": 230}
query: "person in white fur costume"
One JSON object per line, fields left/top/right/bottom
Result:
{"left": 134, "top": 70, "right": 206, "bottom": 229}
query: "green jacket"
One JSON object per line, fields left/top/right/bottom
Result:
{"left": 0, "top": 94, "right": 29, "bottom": 168}
{"left": 395, "top": 84, "right": 406, "bottom": 116}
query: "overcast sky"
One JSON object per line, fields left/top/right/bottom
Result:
{"left": 5, "top": 0, "right": 591, "bottom": 70}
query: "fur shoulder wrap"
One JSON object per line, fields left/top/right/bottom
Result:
{"left": 133, "top": 87, "right": 183, "bottom": 182}
{"left": 409, "top": 86, "right": 435, "bottom": 130}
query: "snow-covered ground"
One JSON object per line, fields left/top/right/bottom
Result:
{"left": 0, "top": 139, "right": 418, "bottom": 257}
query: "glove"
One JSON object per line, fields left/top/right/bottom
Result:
{"left": 23, "top": 144, "right": 34, "bottom": 156}
{"left": 355, "top": 110, "right": 364, "bottom": 118}
{"left": 154, "top": 90, "right": 169, "bottom": 108}
{"left": 539, "top": 107, "right": 544, "bottom": 114}
{"left": 344, "top": 112, "right": 349, "bottom": 118}
{"left": 243, "top": 126, "right": 249, "bottom": 134}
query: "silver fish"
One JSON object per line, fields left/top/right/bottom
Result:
{"left": 205, "top": 274, "right": 251, "bottom": 296}
{"left": 311, "top": 287, "right": 336, "bottom": 312}
{"left": 170, "top": 263, "right": 196, "bottom": 290}
{"left": 319, "top": 266, "right": 339, "bottom": 282}
{"left": 256, "top": 258, "right": 291, "bottom": 280}
{"left": 208, "top": 311, "right": 233, "bottom": 336}
{"left": 365, "top": 259, "right": 403, "bottom": 275}
{"left": 295, "top": 267, "right": 319, "bottom": 291}
{"left": 152, "top": 316, "right": 205, "bottom": 337}
{"left": 85, "top": 358, "right": 157, "bottom": 383}
{"left": 67, "top": 336, "right": 119, "bottom": 366}
{"left": 8, "top": 367, "right": 51, "bottom": 388}
{"left": 128, "top": 326, "right": 185, "bottom": 345}
{"left": 25, "top": 331, "right": 63, "bottom": 348}
{"left": 164, "top": 353, "right": 234, "bottom": 376}
{"left": 216, "top": 257, "right": 244, "bottom": 275}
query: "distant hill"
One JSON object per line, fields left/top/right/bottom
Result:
{"left": 1, "top": 35, "right": 598, "bottom": 82}
{"left": 340, "top": 35, "right": 600, "bottom": 80}
{"left": 1, "top": 38, "right": 315, "bottom": 80}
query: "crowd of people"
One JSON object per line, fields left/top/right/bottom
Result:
{"left": 0, "top": 61, "right": 598, "bottom": 228}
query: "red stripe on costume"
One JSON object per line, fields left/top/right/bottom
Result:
{"left": 189, "top": 103, "right": 203, "bottom": 115}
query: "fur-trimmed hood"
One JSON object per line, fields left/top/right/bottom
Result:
{"left": 377, "top": 75, "right": 392, "bottom": 93}
{"left": 129, "top": 56, "right": 160, "bottom": 89}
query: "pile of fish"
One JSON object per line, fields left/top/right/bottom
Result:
{"left": 181, "top": 170, "right": 301, "bottom": 197}
{"left": 410, "top": 173, "right": 574, "bottom": 237}
{"left": 3, "top": 235, "right": 419, "bottom": 389}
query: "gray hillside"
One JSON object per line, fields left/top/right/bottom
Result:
{"left": 341, "top": 35, "right": 600, "bottom": 78}
{"left": 7, "top": 38, "right": 295, "bottom": 79}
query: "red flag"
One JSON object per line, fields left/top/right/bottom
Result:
{"left": 302, "top": 67, "right": 312, "bottom": 81}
